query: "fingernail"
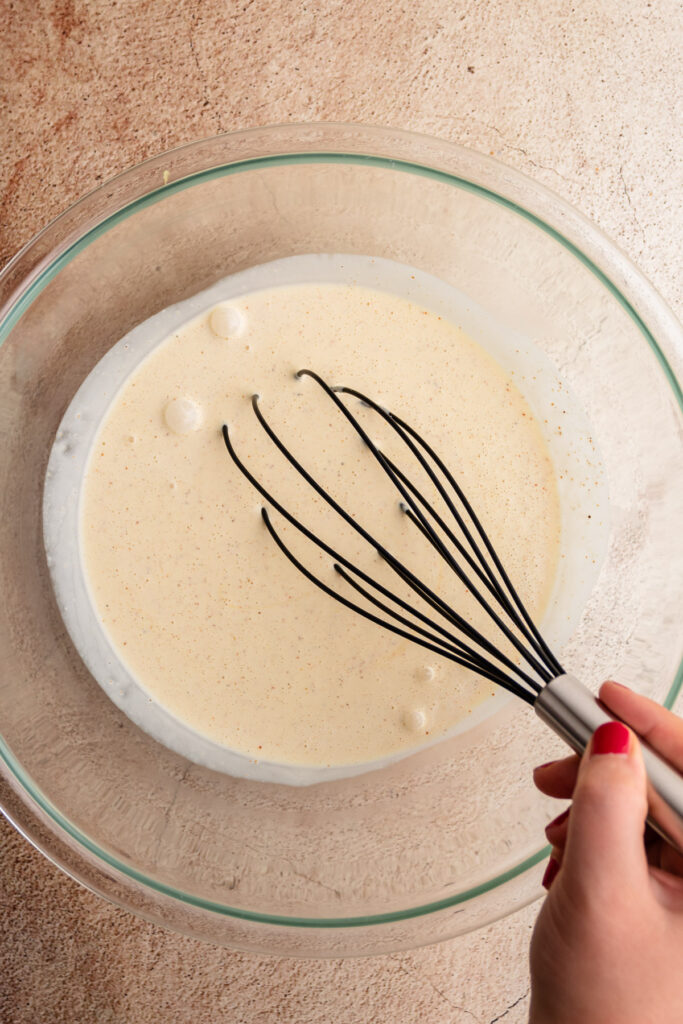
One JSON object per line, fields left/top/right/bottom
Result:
{"left": 606, "top": 680, "right": 629, "bottom": 690}
{"left": 542, "top": 856, "right": 560, "bottom": 890}
{"left": 592, "top": 720, "right": 630, "bottom": 756}
{"left": 534, "top": 760, "right": 558, "bottom": 772}
{"left": 545, "top": 807, "right": 570, "bottom": 833}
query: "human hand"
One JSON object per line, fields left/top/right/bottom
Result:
{"left": 529, "top": 681, "right": 683, "bottom": 1024}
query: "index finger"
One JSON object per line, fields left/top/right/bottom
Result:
{"left": 599, "top": 681, "right": 683, "bottom": 771}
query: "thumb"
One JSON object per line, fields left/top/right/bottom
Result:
{"left": 561, "top": 720, "right": 650, "bottom": 897}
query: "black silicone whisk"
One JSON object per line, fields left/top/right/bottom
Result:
{"left": 222, "top": 369, "right": 683, "bottom": 853}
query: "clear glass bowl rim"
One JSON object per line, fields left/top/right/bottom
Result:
{"left": 1, "top": 121, "right": 682, "bottom": 931}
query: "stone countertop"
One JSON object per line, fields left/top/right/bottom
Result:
{"left": 1, "top": 2, "right": 681, "bottom": 1022}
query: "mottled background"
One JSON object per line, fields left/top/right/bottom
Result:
{"left": 1, "top": 1, "right": 681, "bottom": 1021}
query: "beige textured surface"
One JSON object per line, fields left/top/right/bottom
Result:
{"left": 1, "top": 1, "right": 681, "bottom": 1022}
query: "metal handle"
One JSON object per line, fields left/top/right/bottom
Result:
{"left": 534, "top": 674, "right": 683, "bottom": 855}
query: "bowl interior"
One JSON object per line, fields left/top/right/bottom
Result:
{"left": 1, "top": 126, "right": 682, "bottom": 954}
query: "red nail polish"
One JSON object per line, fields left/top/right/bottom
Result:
{"left": 542, "top": 856, "right": 560, "bottom": 890}
{"left": 592, "top": 720, "right": 630, "bottom": 756}
{"left": 534, "top": 760, "right": 558, "bottom": 772}
{"left": 546, "top": 807, "right": 570, "bottom": 832}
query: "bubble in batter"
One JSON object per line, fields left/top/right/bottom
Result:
{"left": 415, "top": 665, "right": 436, "bottom": 683}
{"left": 209, "top": 303, "right": 246, "bottom": 339}
{"left": 164, "top": 397, "right": 203, "bottom": 434}
{"left": 402, "top": 708, "right": 428, "bottom": 732}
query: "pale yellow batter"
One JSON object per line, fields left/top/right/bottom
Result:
{"left": 80, "top": 280, "right": 560, "bottom": 767}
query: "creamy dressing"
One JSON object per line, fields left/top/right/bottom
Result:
{"left": 77, "top": 272, "right": 561, "bottom": 768}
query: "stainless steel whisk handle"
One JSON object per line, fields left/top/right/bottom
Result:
{"left": 534, "top": 674, "right": 683, "bottom": 856}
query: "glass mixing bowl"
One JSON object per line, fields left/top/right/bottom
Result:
{"left": 1, "top": 123, "right": 682, "bottom": 956}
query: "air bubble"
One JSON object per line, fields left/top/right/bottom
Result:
{"left": 164, "top": 397, "right": 203, "bottom": 434}
{"left": 209, "top": 304, "right": 246, "bottom": 339}
{"left": 415, "top": 665, "right": 436, "bottom": 683}
{"left": 402, "top": 708, "right": 427, "bottom": 732}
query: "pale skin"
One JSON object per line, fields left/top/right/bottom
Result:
{"left": 530, "top": 681, "right": 683, "bottom": 1024}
